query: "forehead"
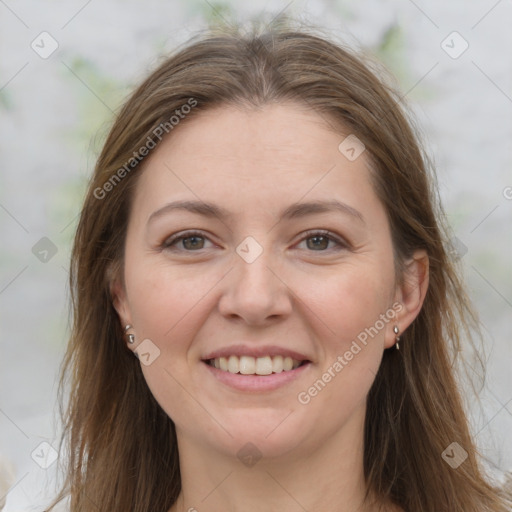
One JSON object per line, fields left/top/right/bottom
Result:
{"left": 131, "top": 103, "right": 380, "bottom": 222}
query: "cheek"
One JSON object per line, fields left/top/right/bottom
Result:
{"left": 294, "top": 263, "right": 394, "bottom": 429}
{"left": 125, "top": 257, "right": 218, "bottom": 343}
{"left": 305, "top": 260, "right": 395, "bottom": 347}
{"left": 123, "top": 259, "right": 218, "bottom": 426}
{"left": 301, "top": 260, "right": 395, "bottom": 396}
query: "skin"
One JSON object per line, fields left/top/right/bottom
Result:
{"left": 112, "top": 103, "right": 429, "bottom": 512}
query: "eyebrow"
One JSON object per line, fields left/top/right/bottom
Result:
{"left": 147, "top": 199, "right": 365, "bottom": 226}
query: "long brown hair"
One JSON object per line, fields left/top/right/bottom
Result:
{"left": 47, "top": 21, "right": 511, "bottom": 512}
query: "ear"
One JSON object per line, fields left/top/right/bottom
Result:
{"left": 109, "top": 265, "right": 132, "bottom": 329}
{"left": 385, "top": 249, "right": 429, "bottom": 349}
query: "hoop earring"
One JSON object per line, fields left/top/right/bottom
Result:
{"left": 125, "top": 324, "right": 135, "bottom": 344}
{"left": 393, "top": 325, "right": 400, "bottom": 350}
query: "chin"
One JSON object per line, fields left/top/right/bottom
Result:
{"left": 201, "top": 408, "right": 315, "bottom": 461}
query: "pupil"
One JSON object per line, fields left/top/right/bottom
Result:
{"left": 184, "top": 236, "right": 203, "bottom": 250}
{"left": 307, "top": 236, "right": 328, "bottom": 250}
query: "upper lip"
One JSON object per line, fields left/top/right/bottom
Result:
{"left": 202, "top": 345, "right": 311, "bottom": 362}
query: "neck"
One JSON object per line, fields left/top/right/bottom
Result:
{"left": 170, "top": 404, "right": 388, "bottom": 512}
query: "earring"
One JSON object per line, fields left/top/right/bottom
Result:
{"left": 124, "top": 324, "right": 135, "bottom": 344}
{"left": 393, "top": 325, "right": 400, "bottom": 350}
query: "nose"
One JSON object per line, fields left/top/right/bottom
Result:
{"left": 217, "top": 245, "right": 293, "bottom": 326}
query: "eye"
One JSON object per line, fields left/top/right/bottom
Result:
{"left": 162, "top": 230, "right": 214, "bottom": 251}
{"left": 161, "top": 229, "right": 348, "bottom": 253}
{"left": 297, "top": 230, "right": 347, "bottom": 252}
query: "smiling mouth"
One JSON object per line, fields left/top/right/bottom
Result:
{"left": 204, "top": 355, "right": 310, "bottom": 376}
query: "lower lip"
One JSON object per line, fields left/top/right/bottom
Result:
{"left": 202, "top": 361, "right": 312, "bottom": 392}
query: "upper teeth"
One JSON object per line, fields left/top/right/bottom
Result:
{"left": 209, "top": 355, "right": 302, "bottom": 375}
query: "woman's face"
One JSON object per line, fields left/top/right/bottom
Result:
{"left": 113, "top": 103, "right": 420, "bottom": 459}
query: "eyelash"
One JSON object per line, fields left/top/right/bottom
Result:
{"left": 161, "top": 229, "right": 348, "bottom": 253}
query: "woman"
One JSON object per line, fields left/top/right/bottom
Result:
{"left": 46, "top": 22, "right": 511, "bottom": 512}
